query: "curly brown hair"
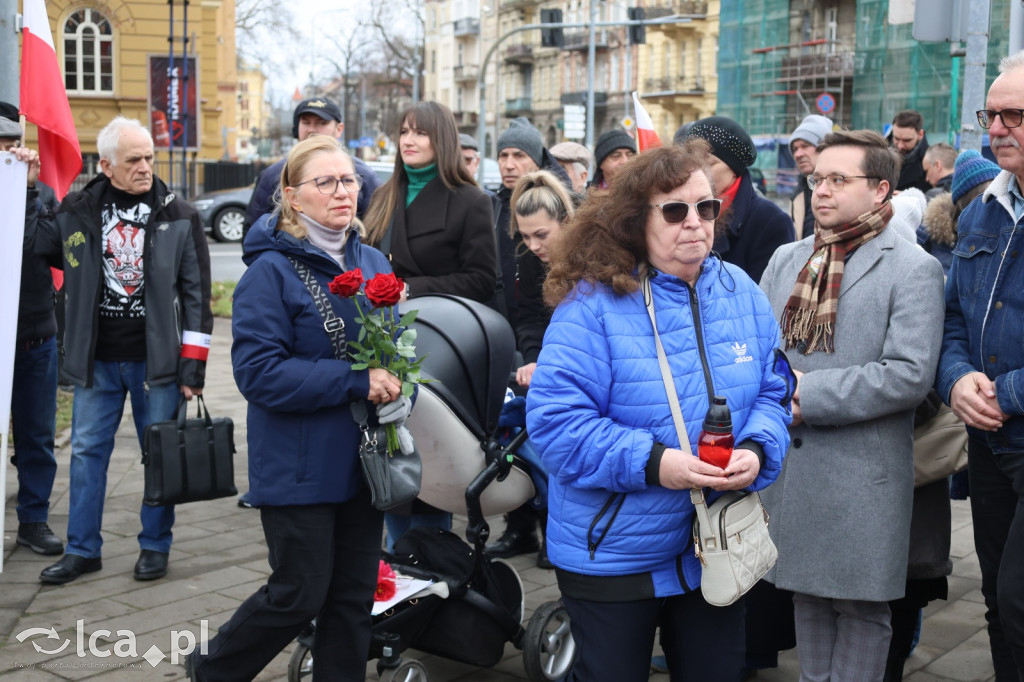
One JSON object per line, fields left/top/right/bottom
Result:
{"left": 543, "top": 139, "right": 714, "bottom": 308}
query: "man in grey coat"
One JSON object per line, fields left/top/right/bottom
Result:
{"left": 759, "top": 129, "right": 945, "bottom": 680}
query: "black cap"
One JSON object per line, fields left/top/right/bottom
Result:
{"left": 292, "top": 97, "right": 342, "bottom": 139}
{"left": 0, "top": 100, "right": 19, "bottom": 123}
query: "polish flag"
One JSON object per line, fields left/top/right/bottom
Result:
{"left": 632, "top": 92, "right": 661, "bottom": 152}
{"left": 20, "top": 0, "right": 82, "bottom": 200}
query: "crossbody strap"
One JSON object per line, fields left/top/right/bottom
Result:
{"left": 642, "top": 274, "right": 692, "bottom": 456}
{"left": 287, "top": 256, "right": 347, "bottom": 360}
{"left": 642, "top": 275, "right": 713, "bottom": 515}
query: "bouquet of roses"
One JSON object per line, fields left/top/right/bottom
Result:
{"left": 329, "top": 269, "right": 428, "bottom": 454}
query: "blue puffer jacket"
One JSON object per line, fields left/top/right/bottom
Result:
{"left": 232, "top": 215, "right": 392, "bottom": 506}
{"left": 938, "top": 171, "right": 1024, "bottom": 453}
{"left": 526, "top": 259, "right": 791, "bottom": 597}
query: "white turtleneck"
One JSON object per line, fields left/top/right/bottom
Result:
{"left": 298, "top": 213, "right": 351, "bottom": 270}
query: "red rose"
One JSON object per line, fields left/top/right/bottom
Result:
{"left": 329, "top": 269, "right": 363, "bottom": 298}
{"left": 375, "top": 560, "right": 397, "bottom": 602}
{"left": 364, "top": 272, "right": 404, "bottom": 308}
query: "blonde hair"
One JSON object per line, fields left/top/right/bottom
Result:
{"left": 276, "top": 136, "right": 352, "bottom": 240}
{"left": 509, "top": 170, "right": 575, "bottom": 238}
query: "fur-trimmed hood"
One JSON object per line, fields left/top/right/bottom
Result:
{"left": 923, "top": 192, "right": 957, "bottom": 247}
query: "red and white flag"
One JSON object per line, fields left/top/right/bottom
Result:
{"left": 20, "top": 0, "right": 82, "bottom": 200}
{"left": 632, "top": 92, "right": 661, "bottom": 152}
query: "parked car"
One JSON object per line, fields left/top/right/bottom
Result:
{"left": 190, "top": 186, "right": 252, "bottom": 243}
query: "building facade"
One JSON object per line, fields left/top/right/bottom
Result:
{"left": 24, "top": 0, "right": 238, "bottom": 192}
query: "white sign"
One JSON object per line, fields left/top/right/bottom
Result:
{"left": 564, "top": 105, "right": 586, "bottom": 139}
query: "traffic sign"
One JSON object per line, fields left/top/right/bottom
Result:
{"left": 564, "top": 105, "right": 586, "bottom": 139}
{"left": 347, "top": 139, "right": 360, "bottom": 148}
{"left": 816, "top": 93, "right": 836, "bottom": 115}
{"left": 359, "top": 136, "right": 374, "bottom": 147}
{"left": 621, "top": 116, "right": 635, "bottom": 129}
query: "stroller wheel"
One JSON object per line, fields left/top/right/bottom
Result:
{"left": 379, "top": 658, "right": 429, "bottom": 682}
{"left": 523, "top": 600, "right": 575, "bottom": 682}
{"left": 286, "top": 641, "right": 313, "bottom": 681}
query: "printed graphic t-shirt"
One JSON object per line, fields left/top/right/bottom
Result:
{"left": 94, "top": 184, "right": 154, "bottom": 362}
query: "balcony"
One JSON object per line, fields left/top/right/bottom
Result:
{"left": 561, "top": 30, "right": 610, "bottom": 51}
{"left": 453, "top": 17, "right": 480, "bottom": 37}
{"left": 505, "top": 97, "right": 533, "bottom": 116}
{"left": 503, "top": 43, "right": 534, "bottom": 64}
{"left": 500, "top": 0, "right": 540, "bottom": 9}
{"left": 453, "top": 64, "right": 479, "bottom": 83}
{"left": 560, "top": 91, "right": 608, "bottom": 107}
{"left": 645, "top": 0, "right": 708, "bottom": 18}
{"left": 453, "top": 110, "right": 479, "bottom": 127}
{"left": 778, "top": 51, "right": 855, "bottom": 82}
{"left": 643, "top": 76, "right": 707, "bottom": 96}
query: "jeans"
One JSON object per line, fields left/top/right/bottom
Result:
{"left": 66, "top": 361, "right": 181, "bottom": 558}
{"left": 11, "top": 337, "right": 58, "bottom": 523}
{"left": 968, "top": 438, "right": 1024, "bottom": 680}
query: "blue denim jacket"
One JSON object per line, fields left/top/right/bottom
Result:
{"left": 938, "top": 171, "right": 1024, "bottom": 453}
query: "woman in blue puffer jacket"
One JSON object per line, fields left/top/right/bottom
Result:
{"left": 190, "top": 137, "right": 406, "bottom": 681}
{"left": 525, "top": 140, "right": 792, "bottom": 682}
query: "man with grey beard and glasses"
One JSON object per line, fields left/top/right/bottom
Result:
{"left": 937, "top": 49, "right": 1024, "bottom": 680}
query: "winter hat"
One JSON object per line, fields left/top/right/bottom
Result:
{"left": 888, "top": 187, "right": 927, "bottom": 243}
{"left": 291, "top": 97, "right": 342, "bottom": 139}
{"left": 790, "top": 115, "right": 833, "bottom": 151}
{"left": 672, "top": 121, "right": 695, "bottom": 145}
{"left": 497, "top": 117, "right": 544, "bottom": 167}
{"left": 550, "top": 141, "right": 593, "bottom": 167}
{"left": 593, "top": 129, "right": 636, "bottom": 170}
{"left": 0, "top": 117, "right": 22, "bottom": 139}
{"left": 0, "top": 100, "right": 19, "bottom": 123}
{"left": 459, "top": 133, "right": 478, "bottom": 150}
{"left": 686, "top": 116, "right": 757, "bottom": 176}
{"left": 951, "top": 149, "right": 1001, "bottom": 204}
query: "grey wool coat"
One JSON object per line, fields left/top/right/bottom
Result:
{"left": 758, "top": 225, "right": 945, "bottom": 602}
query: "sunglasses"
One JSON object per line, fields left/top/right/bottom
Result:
{"left": 649, "top": 199, "right": 722, "bottom": 223}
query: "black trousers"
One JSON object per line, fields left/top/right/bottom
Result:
{"left": 194, "top": 491, "right": 384, "bottom": 681}
{"left": 968, "top": 438, "right": 1024, "bottom": 681}
{"left": 562, "top": 589, "right": 745, "bottom": 682}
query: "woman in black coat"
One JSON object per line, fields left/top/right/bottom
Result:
{"left": 362, "top": 101, "right": 498, "bottom": 546}
{"left": 363, "top": 101, "right": 496, "bottom": 303}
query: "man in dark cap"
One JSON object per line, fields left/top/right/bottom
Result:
{"left": 459, "top": 132, "right": 481, "bottom": 178}
{"left": 242, "top": 97, "right": 380, "bottom": 242}
{"left": 591, "top": 128, "right": 636, "bottom": 189}
{"left": 1, "top": 103, "right": 64, "bottom": 557}
{"left": 683, "top": 116, "right": 794, "bottom": 282}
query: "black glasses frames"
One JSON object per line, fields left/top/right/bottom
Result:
{"left": 650, "top": 199, "right": 722, "bottom": 223}
{"left": 976, "top": 109, "right": 1024, "bottom": 130}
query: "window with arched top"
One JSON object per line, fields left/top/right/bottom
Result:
{"left": 63, "top": 8, "right": 114, "bottom": 94}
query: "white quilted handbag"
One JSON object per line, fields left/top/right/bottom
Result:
{"left": 690, "top": 488, "right": 778, "bottom": 607}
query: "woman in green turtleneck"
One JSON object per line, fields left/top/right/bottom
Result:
{"left": 362, "top": 101, "right": 498, "bottom": 545}
{"left": 362, "top": 101, "right": 497, "bottom": 306}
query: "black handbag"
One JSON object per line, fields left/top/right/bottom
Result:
{"left": 141, "top": 395, "right": 237, "bottom": 506}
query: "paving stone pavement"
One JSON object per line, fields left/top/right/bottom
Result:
{"left": 0, "top": 318, "right": 997, "bottom": 680}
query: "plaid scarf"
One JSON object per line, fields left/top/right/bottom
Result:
{"left": 781, "top": 202, "right": 893, "bottom": 354}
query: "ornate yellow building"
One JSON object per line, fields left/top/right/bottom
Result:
{"left": 23, "top": 0, "right": 237, "bottom": 186}
{"left": 637, "top": 0, "right": 719, "bottom": 141}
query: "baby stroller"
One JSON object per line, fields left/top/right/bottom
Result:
{"left": 287, "top": 295, "right": 574, "bottom": 682}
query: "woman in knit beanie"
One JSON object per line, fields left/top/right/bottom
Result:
{"left": 682, "top": 115, "right": 795, "bottom": 282}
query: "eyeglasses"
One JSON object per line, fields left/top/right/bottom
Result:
{"left": 649, "top": 199, "right": 722, "bottom": 223}
{"left": 806, "top": 174, "right": 879, "bottom": 191}
{"left": 294, "top": 174, "right": 362, "bottom": 195}
{"left": 977, "top": 109, "right": 1024, "bottom": 130}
